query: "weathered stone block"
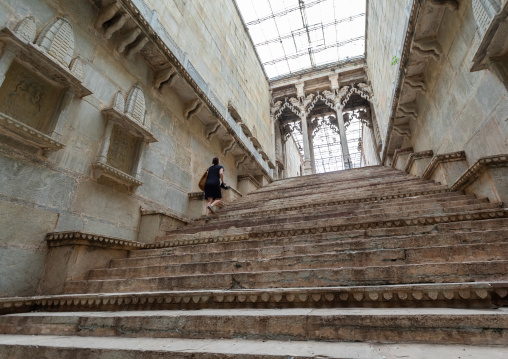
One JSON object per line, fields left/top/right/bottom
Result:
{"left": 0, "top": 246, "right": 46, "bottom": 297}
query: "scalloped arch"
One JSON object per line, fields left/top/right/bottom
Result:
{"left": 112, "top": 91, "right": 126, "bottom": 112}
{"left": 14, "top": 16, "right": 36, "bottom": 43}
{"left": 36, "top": 17, "right": 75, "bottom": 67}
{"left": 125, "top": 85, "right": 146, "bottom": 123}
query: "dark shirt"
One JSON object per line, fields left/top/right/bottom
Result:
{"left": 205, "top": 165, "right": 224, "bottom": 186}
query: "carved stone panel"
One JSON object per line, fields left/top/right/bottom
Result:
{"left": 0, "top": 61, "right": 62, "bottom": 132}
{"left": 107, "top": 124, "right": 139, "bottom": 174}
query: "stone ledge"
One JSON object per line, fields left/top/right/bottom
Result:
{"left": 45, "top": 231, "right": 144, "bottom": 250}
{"left": 91, "top": 161, "right": 143, "bottom": 189}
{"left": 102, "top": 108, "right": 157, "bottom": 143}
{"left": 0, "top": 27, "right": 92, "bottom": 98}
{"left": 450, "top": 154, "right": 508, "bottom": 191}
{"left": 1, "top": 282, "right": 505, "bottom": 314}
{"left": 0, "top": 112, "right": 65, "bottom": 154}
{"left": 391, "top": 147, "right": 413, "bottom": 169}
{"left": 150, "top": 208, "right": 508, "bottom": 249}
{"left": 404, "top": 150, "right": 433, "bottom": 173}
{"left": 422, "top": 151, "right": 467, "bottom": 180}
{"left": 140, "top": 207, "right": 190, "bottom": 224}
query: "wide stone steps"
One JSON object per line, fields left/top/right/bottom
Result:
{"left": 223, "top": 178, "right": 444, "bottom": 210}
{"left": 64, "top": 259, "right": 508, "bottom": 294}
{"left": 88, "top": 242, "right": 508, "bottom": 281}
{"left": 214, "top": 192, "right": 484, "bottom": 221}
{"left": 2, "top": 335, "right": 506, "bottom": 359}
{"left": 135, "top": 217, "right": 508, "bottom": 258}
{"left": 183, "top": 201, "right": 500, "bottom": 234}
{"left": 1, "top": 308, "right": 507, "bottom": 346}
{"left": 113, "top": 228, "right": 508, "bottom": 268}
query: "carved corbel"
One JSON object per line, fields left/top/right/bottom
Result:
{"left": 154, "top": 66, "right": 177, "bottom": 89}
{"left": 126, "top": 36, "right": 149, "bottom": 58}
{"left": 104, "top": 13, "right": 129, "bottom": 39}
{"left": 393, "top": 124, "right": 412, "bottom": 139}
{"left": 404, "top": 76, "right": 427, "bottom": 93}
{"left": 118, "top": 28, "right": 141, "bottom": 53}
{"left": 234, "top": 154, "right": 249, "bottom": 169}
{"left": 413, "top": 38, "right": 443, "bottom": 61}
{"left": 428, "top": 0, "right": 459, "bottom": 11}
{"left": 222, "top": 139, "right": 236, "bottom": 156}
{"left": 398, "top": 102, "right": 419, "bottom": 120}
{"left": 95, "top": 2, "right": 121, "bottom": 29}
{"left": 183, "top": 98, "right": 203, "bottom": 121}
{"left": 205, "top": 122, "right": 222, "bottom": 141}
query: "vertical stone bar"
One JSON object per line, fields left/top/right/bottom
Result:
{"left": 134, "top": 141, "right": 146, "bottom": 179}
{"left": 50, "top": 89, "right": 75, "bottom": 141}
{"left": 98, "top": 120, "right": 115, "bottom": 163}
{"left": 308, "top": 129, "right": 316, "bottom": 174}
{"left": 0, "top": 46, "right": 17, "bottom": 88}
{"left": 335, "top": 105, "right": 352, "bottom": 169}
{"left": 300, "top": 112, "right": 313, "bottom": 175}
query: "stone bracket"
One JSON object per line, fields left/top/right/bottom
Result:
{"left": 154, "top": 66, "right": 177, "bottom": 89}
{"left": 92, "top": 161, "right": 143, "bottom": 191}
{"left": 183, "top": 98, "right": 203, "bottom": 121}
{"left": 204, "top": 121, "right": 223, "bottom": 142}
{"left": 102, "top": 107, "right": 157, "bottom": 143}
{"left": 222, "top": 139, "right": 236, "bottom": 156}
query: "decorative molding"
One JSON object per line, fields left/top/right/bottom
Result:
{"left": 183, "top": 98, "right": 203, "bottom": 121}
{"left": 422, "top": 151, "right": 467, "bottom": 179}
{"left": 391, "top": 147, "right": 413, "bottom": 169}
{"left": 1, "top": 282, "right": 504, "bottom": 314}
{"left": 102, "top": 107, "right": 156, "bottom": 142}
{"left": 0, "top": 26, "right": 91, "bottom": 98}
{"left": 412, "top": 38, "right": 444, "bottom": 61}
{"left": 36, "top": 17, "right": 75, "bottom": 67}
{"left": 45, "top": 231, "right": 144, "bottom": 250}
{"left": 0, "top": 112, "right": 65, "bottom": 154}
{"left": 404, "top": 150, "right": 434, "bottom": 173}
{"left": 450, "top": 154, "right": 508, "bottom": 191}
{"left": 91, "top": 161, "right": 143, "bottom": 189}
{"left": 204, "top": 122, "right": 222, "bottom": 141}
{"left": 188, "top": 191, "right": 204, "bottom": 200}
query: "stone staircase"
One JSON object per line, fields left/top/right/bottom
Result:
{"left": 1, "top": 165, "right": 508, "bottom": 358}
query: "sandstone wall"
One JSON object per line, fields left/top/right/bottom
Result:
{"left": 0, "top": 0, "right": 269, "bottom": 296}
{"left": 365, "top": 0, "right": 409, "bottom": 139}
{"left": 409, "top": 1, "right": 508, "bottom": 162}
{"left": 144, "top": 0, "right": 273, "bottom": 160}
{"left": 284, "top": 136, "right": 303, "bottom": 178}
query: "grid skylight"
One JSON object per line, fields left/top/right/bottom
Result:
{"left": 236, "top": 0, "right": 366, "bottom": 79}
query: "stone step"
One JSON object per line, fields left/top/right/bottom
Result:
{"left": 3, "top": 283, "right": 507, "bottom": 314}
{"left": 133, "top": 217, "right": 508, "bottom": 259}
{"left": 215, "top": 192, "right": 485, "bottom": 221}
{"left": 2, "top": 335, "right": 506, "bottom": 359}
{"left": 64, "top": 260, "right": 508, "bottom": 294}
{"left": 90, "top": 242, "right": 508, "bottom": 280}
{"left": 163, "top": 208, "right": 508, "bottom": 243}
{"left": 183, "top": 202, "right": 501, "bottom": 234}
{"left": 226, "top": 179, "right": 444, "bottom": 209}
{"left": 1, "top": 308, "right": 507, "bottom": 346}
{"left": 117, "top": 228, "right": 508, "bottom": 266}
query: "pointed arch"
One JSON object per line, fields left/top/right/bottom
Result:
{"left": 37, "top": 17, "right": 75, "bottom": 67}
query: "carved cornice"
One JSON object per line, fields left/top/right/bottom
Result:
{"left": 91, "top": 161, "right": 143, "bottom": 188}
{"left": 422, "top": 151, "right": 467, "bottom": 179}
{"left": 0, "top": 27, "right": 92, "bottom": 98}
{"left": 0, "top": 112, "right": 65, "bottom": 154}
{"left": 188, "top": 192, "right": 204, "bottom": 200}
{"left": 404, "top": 150, "right": 434, "bottom": 173}
{"left": 1, "top": 282, "right": 504, "bottom": 314}
{"left": 450, "top": 154, "right": 508, "bottom": 191}
{"left": 45, "top": 231, "right": 144, "bottom": 249}
{"left": 102, "top": 108, "right": 157, "bottom": 142}
{"left": 391, "top": 147, "right": 413, "bottom": 169}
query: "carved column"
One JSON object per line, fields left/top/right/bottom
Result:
{"left": 308, "top": 128, "right": 316, "bottom": 174}
{"left": 335, "top": 105, "right": 352, "bottom": 169}
{"left": 295, "top": 81, "right": 312, "bottom": 175}
{"left": 97, "top": 120, "right": 115, "bottom": 163}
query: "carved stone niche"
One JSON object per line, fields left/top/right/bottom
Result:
{"left": 0, "top": 16, "right": 92, "bottom": 155}
{"left": 93, "top": 86, "right": 157, "bottom": 192}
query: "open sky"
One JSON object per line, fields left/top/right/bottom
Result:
{"left": 236, "top": 0, "right": 366, "bottom": 79}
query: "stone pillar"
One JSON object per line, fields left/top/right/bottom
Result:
{"left": 335, "top": 106, "right": 352, "bottom": 169}
{"left": 50, "top": 89, "right": 75, "bottom": 141}
{"left": 300, "top": 111, "right": 313, "bottom": 175}
{"left": 134, "top": 141, "right": 146, "bottom": 179}
{"left": 0, "top": 45, "right": 17, "bottom": 87}
{"left": 308, "top": 129, "right": 316, "bottom": 174}
{"left": 98, "top": 120, "right": 115, "bottom": 163}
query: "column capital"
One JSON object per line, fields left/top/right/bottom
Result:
{"left": 328, "top": 74, "right": 339, "bottom": 90}
{"left": 295, "top": 81, "right": 305, "bottom": 99}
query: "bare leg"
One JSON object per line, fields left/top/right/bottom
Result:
{"left": 205, "top": 198, "right": 213, "bottom": 216}
{"left": 211, "top": 199, "right": 222, "bottom": 208}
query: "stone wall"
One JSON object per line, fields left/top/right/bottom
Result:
{"left": 365, "top": 0, "right": 409, "bottom": 139}
{"left": 144, "top": 0, "right": 273, "bottom": 161}
{"left": 0, "top": 0, "right": 272, "bottom": 297}
{"left": 284, "top": 136, "right": 303, "bottom": 178}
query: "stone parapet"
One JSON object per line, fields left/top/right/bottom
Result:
{"left": 404, "top": 150, "right": 433, "bottom": 176}
{"left": 391, "top": 147, "right": 413, "bottom": 171}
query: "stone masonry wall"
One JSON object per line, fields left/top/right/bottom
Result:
{"left": 365, "top": 0, "right": 409, "bottom": 139}
{"left": 409, "top": 1, "right": 508, "bottom": 162}
{"left": 0, "top": 0, "right": 268, "bottom": 296}
{"left": 145, "top": 0, "right": 273, "bottom": 161}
